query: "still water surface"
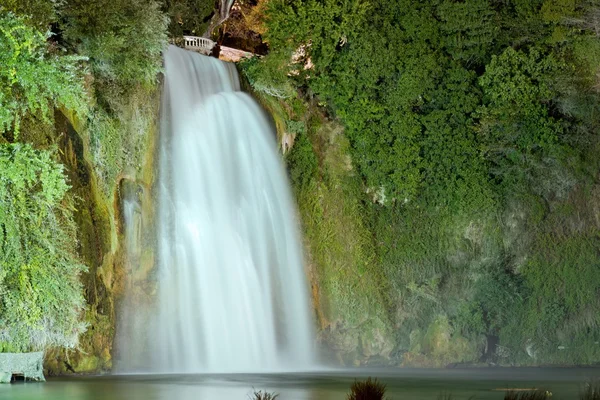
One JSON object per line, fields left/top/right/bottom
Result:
{"left": 1, "top": 368, "right": 598, "bottom": 400}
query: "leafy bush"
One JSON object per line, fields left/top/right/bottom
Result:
{"left": 0, "top": 11, "right": 87, "bottom": 137}
{"left": 1, "top": 0, "right": 57, "bottom": 29}
{"left": 478, "top": 47, "right": 563, "bottom": 165}
{"left": 475, "top": 266, "right": 524, "bottom": 335}
{"left": 61, "top": 0, "right": 168, "bottom": 93}
{"left": 436, "top": 0, "right": 497, "bottom": 65}
{"left": 240, "top": 55, "right": 297, "bottom": 99}
{"left": 0, "top": 143, "right": 87, "bottom": 352}
{"left": 86, "top": 85, "right": 159, "bottom": 195}
{"left": 57, "top": 0, "right": 166, "bottom": 195}
{"left": 285, "top": 125, "right": 317, "bottom": 191}
{"left": 453, "top": 302, "right": 486, "bottom": 339}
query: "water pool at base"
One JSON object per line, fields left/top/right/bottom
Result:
{"left": 1, "top": 368, "right": 598, "bottom": 400}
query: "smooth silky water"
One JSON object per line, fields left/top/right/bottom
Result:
{"left": 0, "top": 368, "right": 597, "bottom": 400}
{"left": 117, "top": 45, "right": 314, "bottom": 373}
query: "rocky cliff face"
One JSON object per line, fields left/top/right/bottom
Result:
{"left": 243, "top": 81, "right": 398, "bottom": 366}
{"left": 244, "top": 78, "right": 600, "bottom": 368}
{"left": 47, "top": 58, "right": 600, "bottom": 373}
{"left": 44, "top": 89, "right": 160, "bottom": 374}
{"left": 297, "top": 120, "right": 395, "bottom": 366}
{"left": 44, "top": 111, "right": 115, "bottom": 374}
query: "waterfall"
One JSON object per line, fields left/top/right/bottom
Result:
{"left": 117, "top": 45, "right": 315, "bottom": 373}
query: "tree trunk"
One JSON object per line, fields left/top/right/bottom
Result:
{"left": 202, "top": 0, "right": 235, "bottom": 38}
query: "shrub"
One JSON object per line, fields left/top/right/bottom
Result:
{"left": 0, "top": 143, "right": 87, "bottom": 352}
{"left": 261, "top": 0, "right": 600, "bottom": 367}
{"left": 285, "top": 126, "right": 317, "bottom": 192}
{"left": 58, "top": 0, "right": 166, "bottom": 196}
{"left": 0, "top": 11, "right": 87, "bottom": 137}
{"left": 347, "top": 378, "right": 387, "bottom": 400}
{"left": 61, "top": 0, "right": 168, "bottom": 93}
{"left": 240, "top": 55, "right": 297, "bottom": 99}
{"left": 1, "top": 0, "right": 57, "bottom": 29}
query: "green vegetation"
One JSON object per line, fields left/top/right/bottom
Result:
{"left": 249, "top": 390, "right": 279, "bottom": 400}
{"left": 243, "top": 77, "right": 396, "bottom": 362}
{"left": 3, "top": 0, "right": 599, "bottom": 371}
{"left": 0, "top": 12, "right": 87, "bottom": 137}
{"left": 0, "top": 144, "right": 87, "bottom": 352}
{"left": 164, "top": 0, "right": 214, "bottom": 37}
{"left": 0, "top": 0, "right": 169, "bottom": 364}
{"left": 59, "top": 0, "right": 167, "bottom": 195}
{"left": 61, "top": 0, "right": 167, "bottom": 91}
{"left": 504, "top": 391, "right": 551, "bottom": 400}
{"left": 245, "top": 0, "right": 600, "bottom": 366}
{"left": 581, "top": 382, "right": 600, "bottom": 400}
{"left": 347, "top": 378, "right": 387, "bottom": 400}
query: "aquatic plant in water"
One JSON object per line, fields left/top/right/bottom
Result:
{"left": 503, "top": 390, "right": 550, "bottom": 400}
{"left": 581, "top": 382, "right": 600, "bottom": 400}
{"left": 347, "top": 377, "right": 387, "bottom": 400}
{"left": 249, "top": 389, "right": 279, "bottom": 400}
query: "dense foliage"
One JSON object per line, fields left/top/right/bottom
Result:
{"left": 163, "top": 0, "right": 215, "bottom": 37}
{"left": 0, "top": 144, "right": 87, "bottom": 352}
{"left": 0, "top": 12, "right": 87, "bottom": 137}
{"left": 0, "top": 0, "right": 169, "bottom": 356}
{"left": 61, "top": 0, "right": 168, "bottom": 92}
{"left": 59, "top": 0, "right": 168, "bottom": 193}
{"left": 248, "top": 0, "right": 600, "bottom": 365}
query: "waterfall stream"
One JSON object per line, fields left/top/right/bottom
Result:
{"left": 117, "top": 45, "right": 315, "bottom": 373}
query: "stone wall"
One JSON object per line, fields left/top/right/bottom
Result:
{"left": 0, "top": 352, "right": 45, "bottom": 383}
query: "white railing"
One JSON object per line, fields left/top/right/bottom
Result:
{"left": 183, "top": 36, "right": 216, "bottom": 54}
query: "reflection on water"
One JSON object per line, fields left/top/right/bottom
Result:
{"left": 0, "top": 368, "right": 597, "bottom": 400}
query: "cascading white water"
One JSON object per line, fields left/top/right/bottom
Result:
{"left": 119, "top": 45, "right": 315, "bottom": 373}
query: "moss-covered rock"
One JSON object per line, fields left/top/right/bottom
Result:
{"left": 244, "top": 77, "right": 396, "bottom": 365}
{"left": 43, "top": 84, "right": 159, "bottom": 374}
{"left": 401, "top": 316, "right": 483, "bottom": 367}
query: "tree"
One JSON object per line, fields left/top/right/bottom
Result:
{"left": 478, "top": 46, "right": 563, "bottom": 181}
{"left": 163, "top": 0, "right": 215, "bottom": 37}
{"left": 437, "top": 0, "right": 498, "bottom": 66}
{"left": 60, "top": 0, "right": 168, "bottom": 94}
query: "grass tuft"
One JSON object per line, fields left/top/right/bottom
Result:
{"left": 504, "top": 390, "right": 550, "bottom": 400}
{"left": 581, "top": 382, "right": 600, "bottom": 400}
{"left": 248, "top": 389, "right": 279, "bottom": 400}
{"left": 347, "top": 377, "right": 387, "bottom": 400}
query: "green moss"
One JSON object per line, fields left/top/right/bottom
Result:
{"left": 300, "top": 122, "right": 394, "bottom": 359}
{"left": 84, "top": 85, "right": 160, "bottom": 198}
{"left": 246, "top": 80, "right": 395, "bottom": 363}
